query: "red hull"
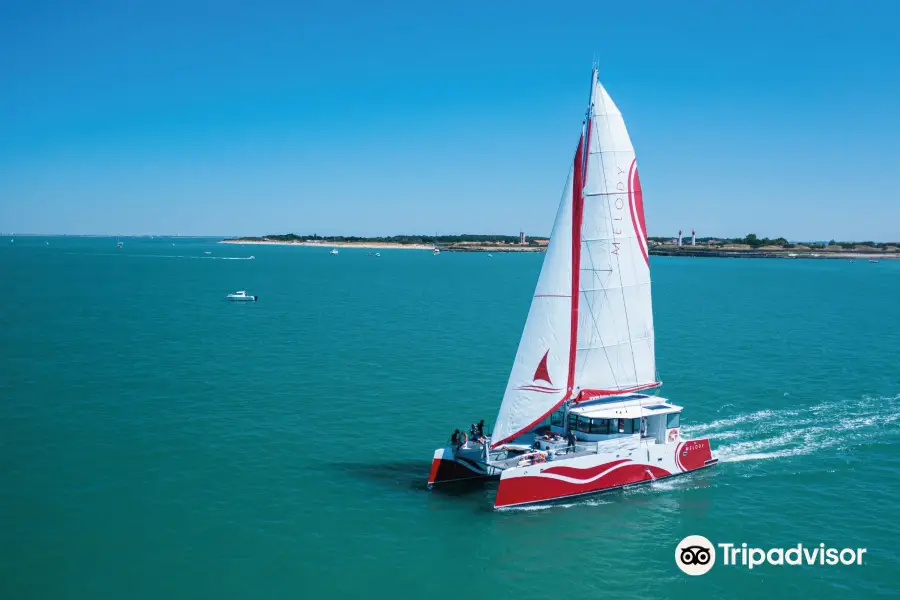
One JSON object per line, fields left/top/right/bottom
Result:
{"left": 495, "top": 439, "right": 714, "bottom": 508}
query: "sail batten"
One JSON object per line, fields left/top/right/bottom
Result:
{"left": 491, "top": 70, "right": 654, "bottom": 448}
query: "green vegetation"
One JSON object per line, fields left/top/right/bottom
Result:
{"left": 232, "top": 233, "right": 899, "bottom": 252}
{"left": 228, "top": 233, "right": 548, "bottom": 245}
{"left": 648, "top": 233, "right": 898, "bottom": 250}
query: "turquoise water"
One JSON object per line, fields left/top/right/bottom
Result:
{"left": 2, "top": 237, "right": 898, "bottom": 599}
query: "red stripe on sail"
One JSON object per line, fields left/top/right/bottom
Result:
{"left": 568, "top": 131, "right": 585, "bottom": 398}
{"left": 575, "top": 381, "right": 662, "bottom": 402}
{"left": 628, "top": 159, "right": 649, "bottom": 267}
{"left": 490, "top": 397, "right": 568, "bottom": 447}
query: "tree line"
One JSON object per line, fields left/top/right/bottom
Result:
{"left": 647, "top": 233, "right": 898, "bottom": 249}
{"left": 232, "top": 233, "right": 546, "bottom": 245}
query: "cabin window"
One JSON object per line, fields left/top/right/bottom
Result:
{"left": 590, "top": 418, "right": 608, "bottom": 435}
{"left": 667, "top": 412, "right": 681, "bottom": 429}
{"left": 550, "top": 409, "right": 565, "bottom": 427}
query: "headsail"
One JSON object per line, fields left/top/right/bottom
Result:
{"left": 491, "top": 70, "right": 656, "bottom": 448}
{"left": 490, "top": 157, "right": 576, "bottom": 448}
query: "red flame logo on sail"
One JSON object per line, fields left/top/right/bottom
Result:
{"left": 533, "top": 349, "right": 552, "bottom": 384}
{"left": 628, "top": 159, "right": 649, "bottom": 266}
{"left": 516, "top": 349, "right": 562, "bottom": 394}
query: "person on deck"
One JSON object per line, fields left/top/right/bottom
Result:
{"left": 451, "top": 429, "right": 460, "bottom": 449}
{"left": 566, "top": 429, "right": 577, "bottom": 454}
{"left": 476, "top": 420, "right": 485, "bottom": 437}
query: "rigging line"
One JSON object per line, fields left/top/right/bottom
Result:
{"left": 595, "top": 86, "right": 642, "bottom": 389}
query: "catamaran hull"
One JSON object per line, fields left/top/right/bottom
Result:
{"left": 494, "top": 438, "right": 716, "bottom": 509}
{"left": 427, "top": 447, "right": 495, "bottom": 487}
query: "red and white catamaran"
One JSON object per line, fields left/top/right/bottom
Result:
{"left": 428, "top": 68, "right": 717, "bottom": 509}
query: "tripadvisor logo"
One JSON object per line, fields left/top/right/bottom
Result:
{"left": 675, "top": 536, "right": 867, "bottom": 575}
{"left": 676, "top": 535, "right": 716, "bottom": 575}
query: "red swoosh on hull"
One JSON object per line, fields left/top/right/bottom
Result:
{"left": 541, "top": 459, "right": 631, "bottom": 480}
{"left": 495, "top": 463, "right": 672, "bottom": 508}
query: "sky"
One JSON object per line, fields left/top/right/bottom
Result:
{"left": 1, "top": 0, "right": 898, "bottom": 240}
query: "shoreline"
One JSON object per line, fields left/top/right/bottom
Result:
{"left": 219, "top": 239, "right": 435, "bottom": 250}
{"left": 219, "top": 239, "right": 899, "bottom": 259}
{"left": 649, "top": 248, "right": 899, "bottom": 260}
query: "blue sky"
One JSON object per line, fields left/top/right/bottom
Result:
{"left": 1, "top": 0, "right": 898, "bottom": 239}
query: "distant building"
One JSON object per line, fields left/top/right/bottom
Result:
{"left": 519, "top": 231, "right": 526, "bottom": 244}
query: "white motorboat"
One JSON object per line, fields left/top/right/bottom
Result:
{"left": 427, "top": 66, "right": 716, "bottom": 509}
{"left": 433, "top": 248, "right": 440, "bottom": 255}
{"left": 226, "top": 290, "right": 258, "bottom": 302}
{"left": 330, "top": 248, "right": 339, "bottom": 255}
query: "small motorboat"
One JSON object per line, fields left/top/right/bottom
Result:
{"left": 330, "top": 248, "right": 339, "bottom": 255}
{"left": 869, "top": 259, "right": 880, "bottom": 263}
{"left": 375, "top": 252, "right": 381, "bottom": 257}
{"left": 226, "top": 290, "right": 258, "bottom": 302}
{"left": 433, "top": 248, "right": 440, "bottom": 255}
{"left": 204, "top": 251, "right": 211, "bottom": 255}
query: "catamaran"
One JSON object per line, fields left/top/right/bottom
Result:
{"left": 427, "top": 68, "right": 716, "bottom": 509}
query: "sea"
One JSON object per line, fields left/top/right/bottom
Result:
{"left": 1, "top": 236, "right": 898, "bottom": 599}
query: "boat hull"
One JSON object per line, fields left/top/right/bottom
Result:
{"left": 494, "top": 438, "right": 715, "bottom": 509}
{"left": 427, "top": 447, "right": 494, "bottom": 487}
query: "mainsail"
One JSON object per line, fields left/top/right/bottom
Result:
{"left": 491, "top": 71, "right": 657, "bottom": 448}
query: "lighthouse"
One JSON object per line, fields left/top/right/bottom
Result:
{"left": 678, "top": 230, "right": 683, "bottom": 248}
{"left": 692, "top": 229, "right": 696, "bottom": 246}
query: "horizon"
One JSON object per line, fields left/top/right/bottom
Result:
{"left": 2, "top": 0, "right": 898, "bottom": 239}
{"left": 5, "top": 232, "right": 900, "bottom": 245}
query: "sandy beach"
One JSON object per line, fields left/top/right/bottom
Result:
{"left": 219, "top": 239, "right": 435, "bottom": 250}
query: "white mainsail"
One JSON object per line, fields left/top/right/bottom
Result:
{"left": 491, "top": 71, "right": 656, "bottom": 448}
{"left": 574, "top": 74, "right": 656, "bottom": 400}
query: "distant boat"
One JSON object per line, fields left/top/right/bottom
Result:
{"left": 488, "top": 253, "right": 493, "bottom": 258}
{"left": 869, "top": 259, "right": 880, "bottom": 264}
{"left": 226, "top": 290, "right": 258, "bottom": 302}
{"left": 330, "top": 249, "right": 339, "bottom": 255}
{"left": 433, "top": 248, "right": 440, "bottom": 255}
{"left": 375, "top": 252, "right": 381, "bottom": 257}
{"left": 204, "top": 251, "right": 211, "bottom": 255}
{"left": 249, "top": 256, "right": 255, "bottom": 260}
{"left": 116, "top": 241, "right": 124, "bottom": 248}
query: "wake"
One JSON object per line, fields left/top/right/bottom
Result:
{"left": 683, "top": 394, "right": 900, "bottom": 464}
